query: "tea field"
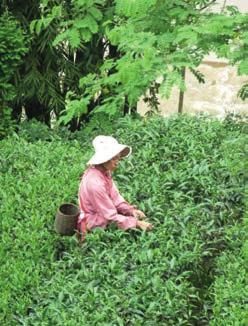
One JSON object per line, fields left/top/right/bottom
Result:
{"left": 0, "top": 115, "right": 247, "bottom": 325}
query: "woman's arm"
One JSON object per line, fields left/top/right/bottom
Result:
{"left": 112, "top": 182, "right": 146, "bottom": 219}
{"left": 86, "top": 180, "right": 138, "bottom": 230}
{"left": 111, "top": 182, "right": 136, "bottom": 216}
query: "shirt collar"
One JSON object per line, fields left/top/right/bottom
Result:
{"left": 93, "top": 165, "right": 111, "bottom": 177}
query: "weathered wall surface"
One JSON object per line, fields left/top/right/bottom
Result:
{"left": 138, "top": 63, "right": 248, "bottom": 118}
{"left": 214, "top": 0, "right": 247, "bottom": 13}
{"left": 138, "top": 0, "right": 248, "bottom": 118}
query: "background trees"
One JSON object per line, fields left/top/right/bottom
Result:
{"left": 67, "top": 0, "right": 248, "bottom": 120}
{"left": 1, "top": 0, "right": 83, "bottom": 127}
{"left": 0, "top": 0, "right": 247, "bottom": 134}
{"left": 0, "top": 11, "right": 27, "bottom": 138}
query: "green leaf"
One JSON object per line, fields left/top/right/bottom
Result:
{"left": 35, "top": 19, "right": 43, "bottom": 35}
{"left": 189, "top": 68, "right": 205, "bottom": 84}
{"left": 30, "top": 20, "right": 37, "bottom": 34}
{"left": 174, "top": 28, "right": 198, "bottom": 45}
{"left": 52, "top": 31, "right": 68, "bottom": 47}
{"left": 80, "top": 29, "right": 92, "bottom": 42}
{"left": 238, "top": 83, "right": 248, "bottom": 100}
{"left": 74, "top": 15, "right": 98, "bottom": 34}
{"left": 68, "top": 28, "right": 81, "bottom": 49}
{"left": 88, "top": 7, "right": 103, "bottom": 21}
{"left": 238, "top": 60, "right": 248, "bottom": 76}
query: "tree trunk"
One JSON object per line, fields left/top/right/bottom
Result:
{"left": 178, "top": 67, "right": 186, "bottom": 114}
{"left": 11, "top": 102, "right": 22, "bottom": 123}
{"left": 25, "top": 99, "right": 51, "bottom": 126}
{"left": 123, "top": 96, "right": 137, "bottom": 115}
{"left": 221, "top": 0, "right": 227, "bottom": 13}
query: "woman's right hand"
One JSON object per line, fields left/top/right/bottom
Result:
{"left": 133, "top": 209, "right": 146, "bottom": 219}
{"left": 137, "top": 220, "right": 153, "bottom": 231}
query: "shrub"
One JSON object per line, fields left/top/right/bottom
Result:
{"left": 0, "top": 115, "right": 247, "bottom": 325}
{"left": 210, "top": 217, "right": 248, "bottom": 325}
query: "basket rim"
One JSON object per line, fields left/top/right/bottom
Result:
{"left": 57, "top": 203, "right": 80, "bottom": 217}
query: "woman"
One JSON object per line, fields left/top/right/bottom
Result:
{"left": 77, "top": 135, "right": 153, "bottom": 241}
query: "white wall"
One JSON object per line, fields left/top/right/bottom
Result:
{"left": 214, "top": 0, "right": 248, "bottom": 13}
{"left": 227, "top": 0, "right": 247, "bottom": 12}
{"left": 138, "top": 0, "right": 248, "bottom": 118}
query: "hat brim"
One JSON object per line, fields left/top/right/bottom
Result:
{"left": 120, "top": 146, "right": 131, "bottom": 158}
{"left": 87, "top": 144, "right": 132, "bottom": 165}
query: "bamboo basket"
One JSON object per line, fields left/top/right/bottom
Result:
{"left": 54, "top": 203, "right": 79, "bottom": 236}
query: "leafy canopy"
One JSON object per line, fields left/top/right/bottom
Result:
{"left": 55, "top": 0, "right": 248, "bottom": 121}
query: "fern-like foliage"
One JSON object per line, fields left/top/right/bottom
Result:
{"left": 5, "top": 0, "right": 248, "bottom": 123}
{"left": 61, "top": 0, "right": 248, "bottom": 120}
{"left": 0, "top": 12, "right": 27, "bottom": 103}
{"left": 115, "top": 0, "right": 156, "bottom": 18}
{"left": 59, "top": 90, "right": 89, "bottom": 125}
{"left": 189, "top": 68, "right": 205, "bottom": 84}
{"left": 159, "top": 69, "right": 186, "bottom": 100}
{"left": 238, "top": 83, "right": 248, "bottom": 101}
{"left": 238, "top": 60, "right": 248, "bottom": 76}
{"left": 31, "top": 1, "right": 104, "bottom": 49}
{"left": 53, "top": 0, "right": 104, "bottom": 49}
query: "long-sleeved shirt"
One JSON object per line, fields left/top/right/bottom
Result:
{"left": 78, "top": 166, "right": 138, "bottom": 233}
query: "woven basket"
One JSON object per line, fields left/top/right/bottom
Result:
{"left": 54, "top": 203, "right": 79, "bottom": 236}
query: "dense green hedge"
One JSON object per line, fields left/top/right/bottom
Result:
{"left": 210, "top": 221, "right": 248, "bottom": 325}
{"left": 0, "top": 115, "right": 247, "bottom": 325}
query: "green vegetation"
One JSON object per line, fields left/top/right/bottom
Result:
{"left": 1, "top": 115, "right": 247, "bottom": 325}
{"left": 1, "top": 0, "right": 248, "bottom": 131}
{"left": 1, "top": 1, "right": 247, "bottom": 324}
{"left": 0, "top": 12, "right": 27, "bottom": 138}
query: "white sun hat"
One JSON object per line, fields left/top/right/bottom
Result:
{"left": 87, "top": 135, "right": 132, "bottom": 165}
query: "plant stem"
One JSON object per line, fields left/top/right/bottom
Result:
{"left": 221, "top": 0, "right": 227, "bottom": 13}
{"left": 178, "top": 67, "right": 186, "bottom": 114}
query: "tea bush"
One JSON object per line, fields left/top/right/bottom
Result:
{"left": 0, "top": 115, "right": 247, "bottom": 325}
{"left": 210, "top": 218, "right": 248, "bottom": 325}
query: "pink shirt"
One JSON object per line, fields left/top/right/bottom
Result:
{"left": 78, "top": 167, "right": 138, "bottom": 231}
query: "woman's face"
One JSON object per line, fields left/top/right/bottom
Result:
{"left": 102, "top": 154, "right": 121, "bottom": 172}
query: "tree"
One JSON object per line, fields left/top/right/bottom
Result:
{"left": 1, "top": 0, "right": 80, "bottom": 126}
{"left": 0, "top": 11, "right": 27, "bottom": 138}
{"left": 34, "top": 0, "right": 118, "bottom": 126}
{"left": 2, "top": 0, "right": 247, "bottom": 130}
{"left": 2, "top": 0, "right": 117, "bottom": 129}
{"left": 59, "top": 0, "right": 248, "bottom": 122}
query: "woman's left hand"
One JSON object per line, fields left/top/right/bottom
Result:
{"left": 133, "top": 209, "right": 146, "bottom": 219}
